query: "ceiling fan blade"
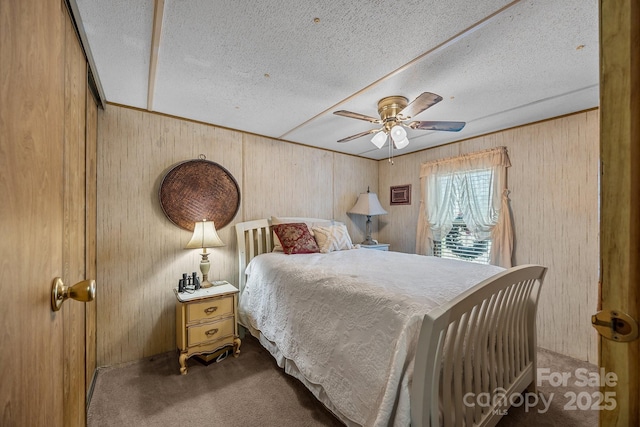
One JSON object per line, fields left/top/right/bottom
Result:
{"left": 337, "top": 128, "right": 380, "bottom": 143}
{"left": 333, "top": 110, "right": 381, "bottom": 123}
{"left": 399, "top": 92, "right": 443, "bottom": 119}
{"left": 408, "top": 121, "right": 466, "bottom": 132}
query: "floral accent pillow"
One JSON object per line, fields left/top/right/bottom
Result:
{"left": 270, "top": 217, "right": 333, "bottom": 251}
{"left": 312, "top": 224, "right": 356, "bottom": 253}
{"left": 272, "top": 223, "right": 320, "bottom": 254}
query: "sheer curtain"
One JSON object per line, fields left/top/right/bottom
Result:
{"left": 416, "top": 146, "right": 513, "bottom": 267}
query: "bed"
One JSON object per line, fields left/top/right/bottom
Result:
{"left": 235, "top": 217, "right": 546, "bottom": 427}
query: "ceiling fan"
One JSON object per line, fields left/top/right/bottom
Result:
{"left": 333, "top": 92, "right": 465, "bottom": 150}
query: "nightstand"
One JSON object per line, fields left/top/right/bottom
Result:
{"left": 174, "top": 282, "right": 241, "bottom": 375}
{"left": 360, "top": 243, "right": 390, "bottom": 251}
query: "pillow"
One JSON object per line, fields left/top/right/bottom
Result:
{"left": 270, "top": 217, "right": 334, "bottom": 251}
{"left": 311, "top": 224, "right": 356, "bottom": 253}
{"left": 272, "top": 223, "right": 320, "bottom": 254}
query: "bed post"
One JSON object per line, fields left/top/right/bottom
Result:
{"left": 235, "top": 224, "right": 248, "bottom": 294}
{"left": 235, "top": 218, "right": 274, "bottom": 295}
{"left": 411, "top": 309, "right": 450, "bottom": 427}
{"left": 526, "top": 268, "right": 546, "bottom": 394}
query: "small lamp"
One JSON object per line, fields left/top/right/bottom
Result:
{"left": 348, "top": 188, "right": 388, "bottom": 245}
{"left": 185, "top": 219, "right": 225, "bottom": 288}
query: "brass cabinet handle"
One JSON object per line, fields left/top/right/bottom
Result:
{"left": 205, "top": 328, "right": 219, "bottom": 337}
{"left": 204, "top": 306, "right": 218, "bottom": 314}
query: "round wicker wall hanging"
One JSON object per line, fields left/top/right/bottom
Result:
{"left": 159, "top": 156, "right": 240, "bottom": 231}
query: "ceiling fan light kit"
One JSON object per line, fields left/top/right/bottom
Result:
{"left": 390, "top": 125, "right": 409, "bottom": 149}
{"left": 371, "top": 130, "right": 387, "bottom": 149}
{"left": 333, "top": 91, "right": 466, "bottom": 153}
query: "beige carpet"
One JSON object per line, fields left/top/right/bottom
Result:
{"left": 88, "top": 335, "right": 342, "bottom": 427}
{"left": 88, "top": 335, "right": 598, "bottom": 426}
{"left": 496, "top": 347, "right": 599, "bottom": 427}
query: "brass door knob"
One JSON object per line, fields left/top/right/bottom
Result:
{"left": 51, "top": 277, "right": 96, "bottom": 311}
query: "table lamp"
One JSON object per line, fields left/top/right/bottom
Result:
{"left": 348, "top": 188, "right": 387, "bottom": 245}
{"left": 185, "top": 219, "right": 225, "bottom": 288}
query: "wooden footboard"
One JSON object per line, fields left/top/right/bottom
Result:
{"left": 411, "top": 264, "right": 547, "bottom": 427}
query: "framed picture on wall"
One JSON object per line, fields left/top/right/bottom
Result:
{"left": 390, "top": 184, "right": 411, "bottom": 205}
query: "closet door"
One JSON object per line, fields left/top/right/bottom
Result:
{"left": 62, "top": 7, "right": 90, "bottom": 426}
{"left": 0, "top": 1, "right": 96, "bottom": 425}
{"left": 85, "top": 80, "right": 99, "bottom": 399}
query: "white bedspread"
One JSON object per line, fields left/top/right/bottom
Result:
{"left": 239, "top": 249, "right": 504, "bottom": 426}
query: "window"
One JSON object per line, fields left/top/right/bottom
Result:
{"left": 433, "top": 216, "right": 492, "bottom": 264}
{"left": 431, "top": 169, "right": 493, "bottom": 264}
{"left": 416, "top": 147, "right": 513, "bottom": 267}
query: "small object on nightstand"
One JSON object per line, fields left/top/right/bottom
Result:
{"left": 174, "top": 281, "right": 241, "bottom": 375}
{"left": 360, "top": 243, "right": 390, "bottom": 251}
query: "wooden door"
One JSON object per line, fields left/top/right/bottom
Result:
{"left": 86, "top": 80, "right": 99, "bottom": 399}
{"left": 62, "top": 8, "right": 89, "bottom": 426}
{"left": 0, "top": 0, "right": 66, "bottom": 426}
{"left": 599, "top": 0, "right": 640, "bottom": 426}
{"left": 0, "top": 1, "right": 96, "bottom": 426}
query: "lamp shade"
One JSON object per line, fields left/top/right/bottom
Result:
{"left": 394, "top": 136, "right": 409, "bottom": 149}
{"left": 370, "top": 131, "right": 388, "bottom": 149}
{"left": 390, "top": 125, "right": 406, "bottom": 142}
{"left": 348, "top": 191, "right": 388, "bottom": 216}
{"left": 185, "top": 220, "right": 225, "bottom": 249}
{"left": 390, "top": 125, "right": 409, "bottom": 149}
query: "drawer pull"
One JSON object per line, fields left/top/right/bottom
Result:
{"left": 204, "top": 306, "right": 218, "bottom": 314}
{"left": 205, "top": 328, "right": 219, "bottom": 337}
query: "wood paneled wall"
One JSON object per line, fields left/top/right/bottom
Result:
{"left": 98, "top": 106, "right": 598, "bottom": 366}
{"left": 378, "top": 110, "right": 600, "bottom": 363}
{"left": 96, "top": 105, "right": 378, "bottom": 365}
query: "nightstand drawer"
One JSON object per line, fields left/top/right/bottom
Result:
{"left": 188, "top": 317, "right": 235, "bottom": 346}
{"left": 187, "top": 296, "right": 233, "bottom": 323}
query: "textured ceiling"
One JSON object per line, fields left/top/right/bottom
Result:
{"left": 75, "top": 0, "right": 599, "bottom": 160}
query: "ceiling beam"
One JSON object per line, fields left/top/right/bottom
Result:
{"left": 147, "top": 0, "right": 165, "bottom": 111}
